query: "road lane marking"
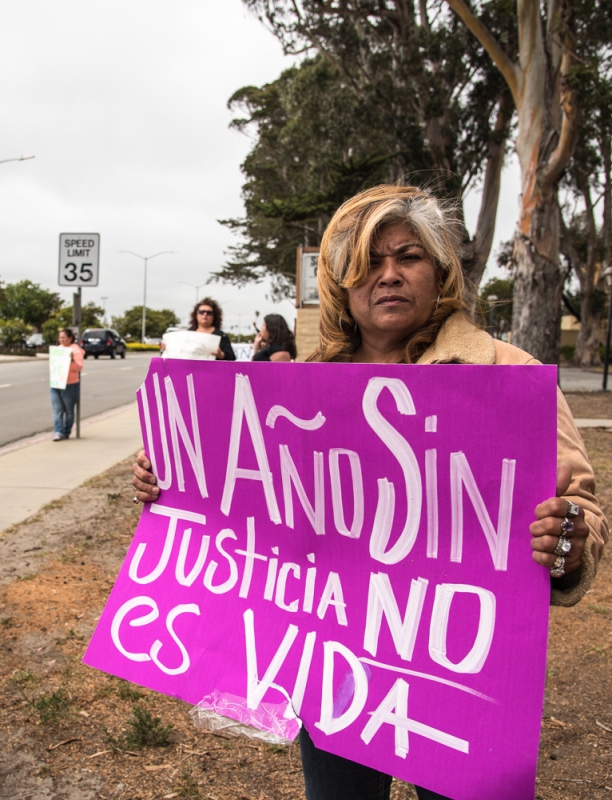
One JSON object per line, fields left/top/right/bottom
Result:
{"left": 0, "top": 384, "right": 11, "bottom": 388}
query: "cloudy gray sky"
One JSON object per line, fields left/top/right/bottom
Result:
{"left": 0, "top": 0, "right": 519, "bottom": 333}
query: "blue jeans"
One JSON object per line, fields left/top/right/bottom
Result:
{"left": 50, "top": 383, "right": 79, "bottom": 437}
{"left": 299, "top": 729, "right": 451, "bottom": 800}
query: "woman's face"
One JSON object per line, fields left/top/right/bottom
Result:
{"left": 197, "top": 305, "right": 215, "bottom": 327}
{"left": 347, "top": 223, "right": 439, "bottom": 349}
{"left": 260, "top": 320, "right": 268, "bottom": 340}
{"left": 58, "top": 331, "right": 71, "bottom": 346}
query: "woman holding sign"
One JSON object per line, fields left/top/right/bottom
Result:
{"left": 132, "top": 185, "right": 608, "bottom": 800}
{"left": 50, "top": 328, "right": 84, "bottom": 441}
{"left": 186, "top": 297, "right": 236, "bottom": 361}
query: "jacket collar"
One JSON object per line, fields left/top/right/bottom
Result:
{"left": 417, "top": 312, "right": 496, "bottom": 365}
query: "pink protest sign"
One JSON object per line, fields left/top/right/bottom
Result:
{"left": 84, "top": 360, "right": 557, "bottom": 800}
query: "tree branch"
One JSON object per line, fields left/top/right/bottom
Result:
{"left": 443, "top": 0, "right": 521, "bottom": 105}
{"left": 541, "top": 24, "right": 580, "bottom": 191}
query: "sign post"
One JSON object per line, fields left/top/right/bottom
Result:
{"left": 59, "top": 233, "right": 101, "bottom": 439}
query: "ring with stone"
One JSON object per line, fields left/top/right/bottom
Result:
{"left": 133, "top": 496, "right": 139, "bottom": 504}
{"left": 551, "top": 556, "right": 566, "bottom": 578}
{"left": 566, "top": 500, "right": 580, "bottom": 518}
{"left": 560, "top": 517, "right": 574, "bottom": 534}
{"left": 554, "top": 535, "right": 572, "bottom": 556}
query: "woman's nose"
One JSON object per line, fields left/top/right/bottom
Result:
{"left": 377, "top": 257, "right": 403, "bottom": 285}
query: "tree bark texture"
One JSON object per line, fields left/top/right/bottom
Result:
{"left": 446, "top": 0, "right": 579, "bottom": 363}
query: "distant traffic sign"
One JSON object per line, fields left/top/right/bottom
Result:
{"left": 58, "top": 233, "right": 100, "bottom": 286}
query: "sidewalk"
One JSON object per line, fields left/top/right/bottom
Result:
{"left": 0, "top": 403, "right": 142, "bottom": 533}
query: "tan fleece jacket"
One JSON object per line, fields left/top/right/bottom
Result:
{"left": 418, "top": 313, "right": 609, "bottom": 607}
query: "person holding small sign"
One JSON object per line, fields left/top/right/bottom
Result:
{"left": 188, "top": 298, "right": 235, "bottom": 360}
{"left": 252, "top": 314, "right": 297, "bottom": 362}
{"left": 50, "top": 328, "right": 84, "bottom": 441}
{"left": 132, "top": 185, "right": 607, "bottom": 800}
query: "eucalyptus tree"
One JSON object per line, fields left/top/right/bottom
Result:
{"left": 236, "top": 0, "right": 517, "bottom": 298}
{"left": 444, "top": 0, "right": 612, "bottom": 363}
{"left": 559, "top": 32, "right": 612, "bottom": 367}
{"left": 213, "top": 57, "right": 400, "bottom": 299}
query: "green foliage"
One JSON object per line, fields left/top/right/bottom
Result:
{"left": 42, "top": 302, "right": 104, "bottom": 344}
{"left": 33, "top": 689, "right": 71, "bottom": 723}
{"left": 125, "top": 342, "right": 161, "bottom": 351}
{"left": 560, "top": 345, "right": 575, "bottom": 363}
{"left": 117, "top": 681, "right": 144, "bottom": 702}
{"left": 0, "top": 280, "right": 62, "bottom": 328}
{"left": 219, "top": 2, "right": 519, "bottom": 296}
{"left": 0, "top": 317, "right": 34, "bottom": 345}
{"left": 112, "top": 306, "right": 180, "bottom": 340}
{"left": 173, "top": 767, "right": 201, "bottom": 797}
{"left": 122, "top": 705, "right": 173, "bottom": 749}
{"left": 9, "top": 670, "right": 36, "bottom": 685}
{"left": 226, "top": 331, "right": 256, "bottom": 343}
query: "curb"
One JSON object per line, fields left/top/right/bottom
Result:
{"left": 0, "top": 401, "right": 138, "bottom": 457}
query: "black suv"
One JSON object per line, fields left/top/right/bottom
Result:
{"left": 81, "top": 329, "right": 127, "bottom": 359}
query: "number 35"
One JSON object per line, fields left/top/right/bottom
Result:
{"left": 63, "top": 263, "right": 93, "bottom": 282}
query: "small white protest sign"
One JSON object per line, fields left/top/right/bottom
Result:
{"left": 162, "top": 330, "right": 221, "bottom": 360}
{"left": 49, "top": 346, "right": 71, "bottom": 390}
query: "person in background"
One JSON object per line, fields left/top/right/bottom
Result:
{"left": 50, "top": 328, "right": 84, "bottom": 441}
{"left": 188, "top": 298, "right": 236, "bottom": 360}
{"left": 251, "top": 314, "right": 297, "bottom": 362}
{"left": 161, "top": 298, "right": 236, "bottom": 360}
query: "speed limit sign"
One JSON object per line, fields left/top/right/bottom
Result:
{"left": 58, "top": 233, "right": 100, "bottom": 286}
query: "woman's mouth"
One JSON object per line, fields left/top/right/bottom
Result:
{"left": 375, "top": 295, "right": 408, "bottom": 306}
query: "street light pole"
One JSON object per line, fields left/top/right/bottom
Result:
{"left": 119, "top": 251, "right": 177, "bottom": 342}
{"left": 487, "top": 295, "right": 498, "bottom": 338}
{"left": 179, "top": 282, "right": 207, "bottom": 304}
{"left": 602, "top": 268, "right": 612, "bottom": 392}
{"left": 0, "top": 155, "right": 35, "bottom": 164}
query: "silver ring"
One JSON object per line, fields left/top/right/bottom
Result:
{"left": 554, "top": 535, "right": 572, "bottom": 556}
{"left": 133, "top": 496, "right": 139, "bottom": 504}
{"left": 566, "top": 500, "right": 580, "bottom": 518}
{"left": 560, "top": 517, "right": 574, "bottom": 534}
{"left": 551, "top": 556, "right": 566, "bottom": 578}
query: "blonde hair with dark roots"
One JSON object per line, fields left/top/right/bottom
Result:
{"left": 309, "top": 185, "right": 466, "bottom": 363}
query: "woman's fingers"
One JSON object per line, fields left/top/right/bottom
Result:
{"left": 530, "top": 505, "right": 588, "bottom": 574}
{"left": 131, "top": 450, "right": 159, "bottom": 503}
{"left": 136, "top": 449, "right": 151, "bottom": 470}
{"left": 530, "top": 463, "right": 589, "bottom": 575}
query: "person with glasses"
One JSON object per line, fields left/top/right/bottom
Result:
{"left": 186, "top": 297, "right": 236, "bottom": 361}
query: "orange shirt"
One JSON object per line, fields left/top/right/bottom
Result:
{"left": 61, "top": 343, "right": 84, "bottom": 384}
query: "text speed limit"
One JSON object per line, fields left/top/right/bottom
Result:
{"left": 58, "top": 233, "right": 100, "bottom": 286}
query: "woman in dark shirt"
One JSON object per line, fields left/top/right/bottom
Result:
{"left": 251, "top": 314, "right": 296, "bottom": 362}
{"left": 187, "top": 297, "right": 236, "bottom": 361}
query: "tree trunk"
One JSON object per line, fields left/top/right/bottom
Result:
{"left": 512, "top": 194, "right": 563, "bottom": 365}
{"left": 574, "top": 293, "right": 602, "bottom": 367}
{"left": 464, "top": 90, "right": 513, "bottom": 313}
{"left": 572, "top": 175, "right": 602, "bottom": 366}
{"left": 445, "top": 0, "right": 579, "bottom": 363}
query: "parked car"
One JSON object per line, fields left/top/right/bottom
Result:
{"left": 25, "top": 332, "right": 44, "bottom": 349}
{"left": 80, "top": 328, "right": 127, "bottom": 359}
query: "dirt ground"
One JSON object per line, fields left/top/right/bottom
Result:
{"left": 0, "top": 392, "right": 611, "bottom": 800}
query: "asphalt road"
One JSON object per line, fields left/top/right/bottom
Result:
{"left": 0, "top": 352, "right": 156, "bottom": 447}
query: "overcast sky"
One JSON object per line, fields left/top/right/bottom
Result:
{"left": 0, "top": 0, "right": 520, "bottom": 333}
